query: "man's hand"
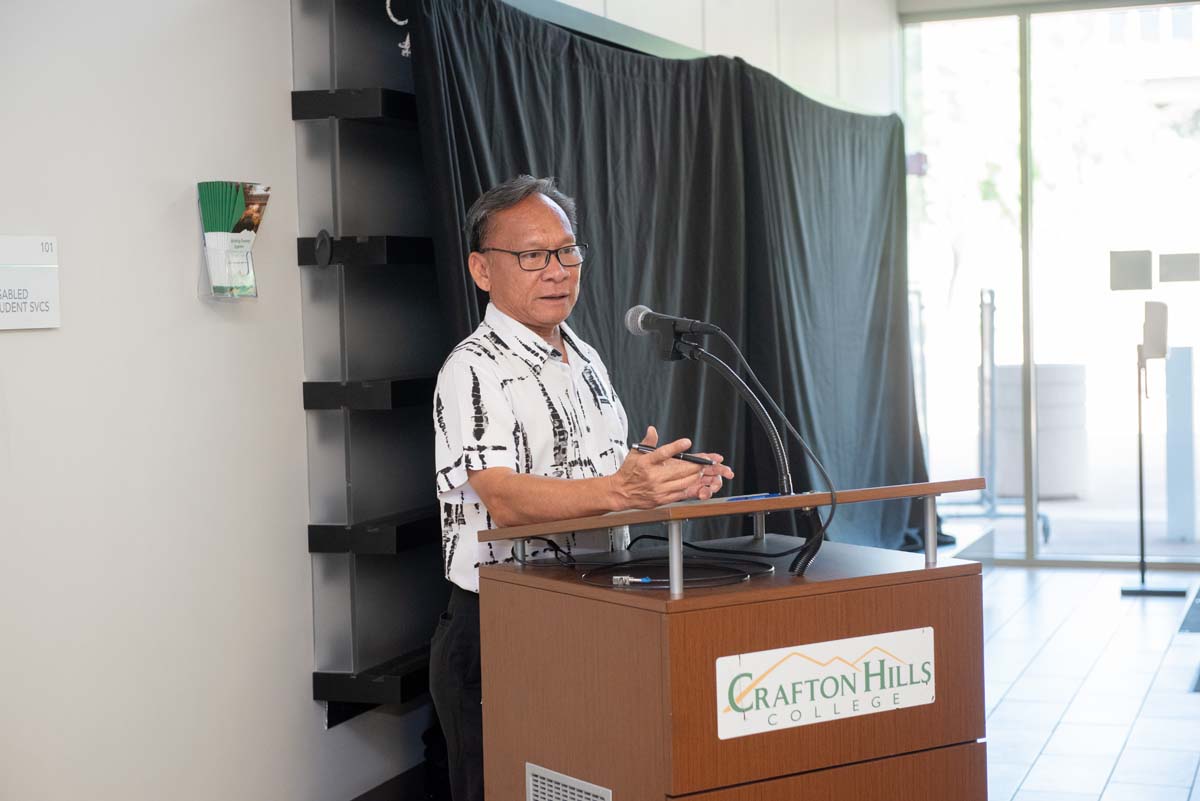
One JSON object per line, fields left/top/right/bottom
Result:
{"left": 691, "top": 449, "right": 731, "bottom": 501}
{"left": 465, "top": 426, "right": 735, "bottom": 527}
{"left": 611, "top": 426, "right": 735, "bottom": 509}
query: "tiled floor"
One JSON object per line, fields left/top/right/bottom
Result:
{"left": 982, "top": 566, "right": 1200, "bottom": 801}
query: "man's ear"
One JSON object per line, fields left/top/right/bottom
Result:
{"left": 467, "top": 251, "right": 492, "bottom": 292}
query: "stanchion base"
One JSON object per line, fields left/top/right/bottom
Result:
{"left": 1121, "top": 584, "right": 1189, "bottom": 598}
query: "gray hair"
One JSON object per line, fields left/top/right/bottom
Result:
{"left": 465, "top": 175, "right": 578, "bottom": 252}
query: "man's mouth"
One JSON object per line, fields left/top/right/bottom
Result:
{"left": 541, "top": 293, "right": 569, "bottom": 300}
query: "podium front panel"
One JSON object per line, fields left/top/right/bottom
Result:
{"left": 480, "top": 578, "right": 671, "bottom": 801}
{"left": 479, "top": 541, "right": 986, "bottom": 801}
{"left": 677, "top": 740, "right": 986, "bottom": 800}
{"left": 664, "top": 573, "right": 985, "bottom": 794}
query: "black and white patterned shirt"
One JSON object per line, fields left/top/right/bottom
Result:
{"left": 433, "top": 303, "right": 630, "bottom": 592}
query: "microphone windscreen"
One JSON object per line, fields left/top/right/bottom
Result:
{"left": 624, "top": 304, "right": 652, "bottom": 336}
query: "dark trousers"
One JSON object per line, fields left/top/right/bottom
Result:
{"left": 430, "top": 584, "right": 483, "bottom": 801}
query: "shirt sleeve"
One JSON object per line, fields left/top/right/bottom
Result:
{"left": 433, "top": 355, "right": 521, "bottom": 501}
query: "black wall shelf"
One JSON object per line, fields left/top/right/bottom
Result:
{"left": 294, "top": 0, "right": 449, "bottom": 747}
{"left": 303, "top": 376, "right": 436, "bottom": 411}
{"left": 314, "top": 645, "right": 431, "bottom": 727}
{"left": 297, "top": 234, "right": 435, "bottom": 268}
{"left": 292, "top": 88, "right": 417, "bottom": 122}
{"left": 309, "top": 507, "right": 441, "bottom": 555}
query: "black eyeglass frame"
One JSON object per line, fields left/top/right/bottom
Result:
{"left": 476, "top": 243, "right": 589, "bottom": 271}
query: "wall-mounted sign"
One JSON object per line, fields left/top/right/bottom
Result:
{"left": 1161, "top": 253, "right": 1200, "bottom": 283}
{"left": 1111, "top": 250, "right": 1154, "bottom": 291}
{"left": 715, "top": 627, "right": 936, "bottom": 740}
{"left": 0, "top": 236, "right": 60, "bottom": 331}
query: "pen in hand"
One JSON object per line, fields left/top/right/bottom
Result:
{"left": 632, "top": 442, "right": 716, "bottom": 466}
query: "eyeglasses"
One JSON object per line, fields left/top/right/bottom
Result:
{"left": 477, "top": 243, "right": 589, "bottom": 272}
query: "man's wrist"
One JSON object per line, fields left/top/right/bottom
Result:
{"left": 600, "top": 473, "right": 626, "bottom": 513}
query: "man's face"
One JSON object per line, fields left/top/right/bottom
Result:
{"left": 468, "top": 193, "right": 581, "bottom": 334}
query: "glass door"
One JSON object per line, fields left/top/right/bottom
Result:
{"left": 905, "top": 16, "right": 1027, "bottom": 556}
{"left": 1029, "top": 4, "right": 1200, "bottom": 561}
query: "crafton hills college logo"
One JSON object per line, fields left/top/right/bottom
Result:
{"left": 715, "top": 628, "right": 936, "bottom": 740}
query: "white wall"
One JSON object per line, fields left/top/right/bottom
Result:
{"left": 557, "top": 0, "right": 903, "bottom": 113}
{"left": 0, "top": 2, "right": 425, "bottom": 800}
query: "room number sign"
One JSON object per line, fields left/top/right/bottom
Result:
{"left": 0, "top": 236, "right": 60, "bottom": 330}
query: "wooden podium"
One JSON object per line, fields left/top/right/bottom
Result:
{"left": 477, "top": 479, "right": 987, "bottom": 800}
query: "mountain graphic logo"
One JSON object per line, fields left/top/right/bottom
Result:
{"left": 723, "top": 646, "right": 909, "bottom": 714}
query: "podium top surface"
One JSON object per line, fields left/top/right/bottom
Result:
{"left": 477, "top": 478, "right": 984, "bottom": 543}
{"left": 480, "top": 539, "right": 981, "bottom": 613}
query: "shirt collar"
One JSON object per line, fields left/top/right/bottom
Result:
{"left": 559, "top": 322, "right": 591, "bottom": 364}
{"left": 483, "top": 303, "right": 590, "bottom": 366}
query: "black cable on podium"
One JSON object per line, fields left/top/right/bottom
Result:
{"left": 624, "top": 305, "right": 837, "bottom": 575}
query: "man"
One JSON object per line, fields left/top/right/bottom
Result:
{"left": 430, "top": 175, "right": 734, "bottom": 801}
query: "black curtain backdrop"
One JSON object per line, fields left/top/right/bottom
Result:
{"left": 412, "top": 0, "right": 928, "bottom": 548}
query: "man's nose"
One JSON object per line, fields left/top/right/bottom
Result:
{"left": 542, "top": 255, "right": 570, "bottom": 280}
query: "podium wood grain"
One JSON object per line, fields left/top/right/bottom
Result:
{"left": 681, "top": 741, "right": 987, "bottom": 800}
{"left": 481, "top": 580, "right": 669, "bottom": 800}
{"left": 480, "top": 542, "right": 986, "bottom": 800}
{"left": 665, "top": 572, "right": 983, "bottom": 793}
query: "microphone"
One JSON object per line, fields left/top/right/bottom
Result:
{"left": 623, "top": 305, "right": 722, "bottom": 337}
{"left": 624, "top": 304, "right": 794, "bottom": 495}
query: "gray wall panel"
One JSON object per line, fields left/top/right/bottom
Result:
{"left": 307, "top": 409, "right": 351, "bottom": 524}
{"left": 312, "top": 553, "right": 355, "bottom": 672}
{"left": 338, "top": 124, "right": 431, "bottom": 237}
{"left": 301, "top": 265, "right": 346, "bottom": 382}
{"left": 343, "top": 266, "right": 450, "bottom": 380}
{"left": 353, "top": 548, "right": 449, "bottom": 671}
{"left": 346, "top": 408, "right": 434, "bottom": 523}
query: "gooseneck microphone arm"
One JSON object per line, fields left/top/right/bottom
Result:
{"left": 625, "top": 304, "right": 835, "bottom": 574}
{"left": 673, "top": 338, "right": 794, "bottom": 496}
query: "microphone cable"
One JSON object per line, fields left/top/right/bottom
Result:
{"left": 578, "top": 556, "right": 771, "bottom": 589}
{"left": 627, "top": 533, "right": 808, "bottom": 559}
{"left": 509, "top": 316, "right": 839, "bottom": 576}
{"left": 507, "top": 536, "right": 578, "bottom": 567}
{"left": 712, "top": 329, "right": 838, "bottom": 576}
{"left": 507, "top": 534, "right": 771, "bottom": 589}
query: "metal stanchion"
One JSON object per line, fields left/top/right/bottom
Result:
{"left": 668, "top": 519, "right": 684, "bottom": 598}
{"left": 925, "top": 496, "right": 938, "bottom": 568}
{"left": 610, "top": 525, "right": 630, "bottom": 552}
{"left": 752, "top": 513, "right": 766, "bottom": 541}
